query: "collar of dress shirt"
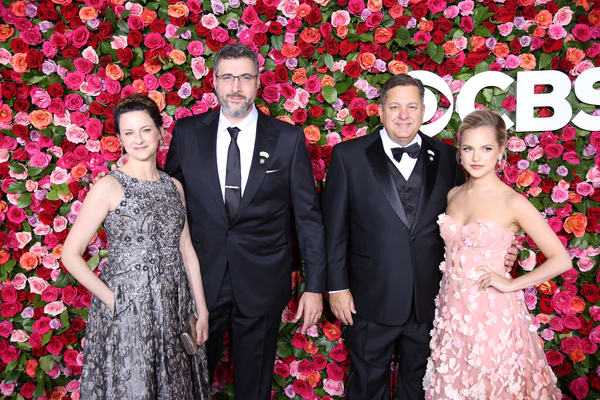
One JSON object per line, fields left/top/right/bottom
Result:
{"left": 217, "top": 105, "right": 259, "bottom": 136}
{"left": 380, "top": 127, "right": 422, "bottom": 163}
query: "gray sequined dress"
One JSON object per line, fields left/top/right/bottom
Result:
{"left": 80, "top": 170, "right": 210, "bottom": 400}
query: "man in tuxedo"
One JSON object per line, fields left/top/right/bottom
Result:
{"left": 164, "top": 44, "right": 326, "bottom": 400}
{"left": 321, "top": 74, "right": 465, "bottom": 399}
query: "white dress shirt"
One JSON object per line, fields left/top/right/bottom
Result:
{"left": 380, "top": 128, "right": 422, "bottom": 181}
{"left": 216, "top": 106, "right": 259, "bottom": 202}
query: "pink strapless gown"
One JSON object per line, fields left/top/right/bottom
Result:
{"left": 423, "top": 214, "right": 561, "bottom": 400}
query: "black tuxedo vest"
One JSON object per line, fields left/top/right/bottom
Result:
{"left": 386, "top": 154, "right": 425, "bottom": 228}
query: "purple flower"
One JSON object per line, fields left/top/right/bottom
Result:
{"left": 285, "top": 58, "right": 298, "bottom": 70}
{"left": 519, "top": 36, "right": 531, "bottom": 47}
{"left": 25, "top": 4, "right": 38, "bottom": 18}
{"left": 514, "top": 17, "right": 526, "bottom": 30}
{"left": 211, "top": 0, "right": 225, "bottom": 14}
{"left": 21, "top": 307, "right": 34, "bottom": 319}
{"left": 485, "top": 37, "right": 497, "bottom": 49}
{"left": 555, "top": 165, "right": 569, "bottom": 176}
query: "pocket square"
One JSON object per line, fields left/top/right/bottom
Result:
{"left": 266, "top": 169, "right": 279, "bottom": 173}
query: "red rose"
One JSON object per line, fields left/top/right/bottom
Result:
{"left": 1, "top": 302, "right": 23, "bottom": 318}
{"left": 116, "top": 48, "right": 134, "bottom": 66}
{"left": 395, "top": 15, "right": 412, "bottom": 27}
{"left": 274, "top": 362, "right": 290, "bottom": 377}
{"left": 306, "top": 9, "right": 322, "bottom": 25}
{"left": 10, "top": 38, "right": 28, "bottom": 54}
{"left": 545, "top": 350, "right": 564, "bottom": 366}
{"left": 13, "top": 125, "right": 29, "bottom": 140}
{"left": 431, "top": 30, "right": 446, "bottom": 45}
{"left": 539, "top": 295, "right": 554, "bottom": 314}
{"left": 293, "top": 109, "right": 308, "bottom": 124}
{"left": 293, "top": 379, "right": 312, "bottom": 397}
{"left": 325, "top": 38, "right": 339, "bottom": 55}
{"left": 62, "top": 46, "right": 79, "bottom": 59}
{"left": 1, "top": 82, "right": 17, "bottom": 98}
{"left": 291, "top": 333, "right": 307, "bottom": 349}
{"left": 31, "top": 345, "right": 47, "bottom": 358}
{"left": 1, "top": 286, "right": 18, "bottom": 302}
{"left": 339, "top": 40, "right": 359, "bottom": 57}
{"left": 590, "top": 374, "right": 600, "bottom": 390}
{"left": 545, "top": 144, "right": 564, "bottom": 159}
{"left": 150, "top": 19, "right": 166, "bottom": 34}
{"left": 344, "top": 62, "right": 362, "bottom": 78}
{"left": 269, "top": 22, "right": 283, "bottom": 35}
{"left": 26, "top": 49, "right": 43, "bottom": 69}
{"left": 38, "top": 1, "right": 59, "bottom": 21}
{"left": 127, "top": 30, "right": 144, "bottom": 47}
{"left": 309, "top": 106, "right": 323, "bottom": 117}
{"left": 340, "top": 88, "right": 357, "bottom": 105}
{"left": 581, "top": 283, "right": 600, "bottom": 303}
{"left": 351, "top": 107, "right": 367, "bottom": 122}
{"left": 569, "top": 377, "right": 590, "bottom": 400}
{"left": 255, "top": 32, "right": 268, "bottom": 47}
{"left": 60, "top": 330, "right": 79, "bottom": 345}
{"left": 465, "top": 52, "right": 489, "bottom": 69}
{"left": 300, "top": 43, "right": 315, "bottom": 58}
{"left": 265, "top": 6, "right": 278, "bottom": 20}
{"left": 329, "top": 343, "right": 349, "bottom": 362}
{"left": 578, "top": 316, "right": 594, "bottom": 336}
{"left": 20, "top": 382, "right": 36, "bottom": 399}
{"left": 322, "top": 322, "right": 342, "bottom": 341}
{"left": 591, "top": 190, "right": 600, "bottom": 202}
{"left": 495, "top": 6, "right": 516, "bottom": 22}
{"left": 274, "top": 65, "right": 288, "bottom": 83}
{"left": 411, "top": 3, "right": 428, "bottom": 19}
{"left": 553, "top": 360, "right": 573, "bottom": 376}
{"left": 543, "top": 38, "right": 563, "bottom": 53}
{"left": 71, "top": 318, "right": 86, "bottom": 332}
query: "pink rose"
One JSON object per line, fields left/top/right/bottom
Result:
{"left": 563, "top": 314, "right": 582, "bottom": 329}
{"left": 211, "top": 27, "right": 229, "bottom": 43}
{"left": 527, "top": 146, "right": 545, "bottom": 161}
{"left": 6, "top": 206, "right": 26, "bottom": 223}
{"left": 46, "top": 336, "right": 64, "bottom": 356}
{"left": 329, "top": 343, "right": 348, "bottom": 362}
{"left": 569, "top": 377, "right": 589, "bottom": 400}
{"left": 326, "top": 363, "right": 344, "bottom": 381}
{"left": 572, "top": 24, "right": 592, "bottom": 42}
{"left": 545, "top": 350, "right": 564, "bottom": 366}
{"left": 187, "top": 41, "right": 205, "bottom": 57}
{"left": 11, "top": 273, "right": 27, "bottom": 290}
{"left": 0, "top": 321, "right": 13, "bottom": 338}
{"left": 458, "top": 0, "right": 474, "bottom": 15}
{"left": 326, "top": 133, "right": 342, "bottom": 146}
{"left": 158, "top": 73, "right": 176, "bottom": 91}
{"left": 144, "top": 32, "right": 165, "bottom": 50}
{"left": 298, "top": 360, "right": 316, "bottom": 376}
{"left": 551, "top": 291, "right": 572, "bottom": 314}
{"left": 560, "top": 336, "right": 580, "bottom": 353}
{"left": 563, "top": 151, "right": 580, "bottom": 164}
{"left": 323, "top": 379, "right": 345, "bottom": 396}
{"left": 548, "top": 24, "right": 567, "bottom": 40}
{"left": 32, "top": 316, "right": 52, "bottom": 335}
{"left": 550, "top": 187, "right": 569, "bottom": 203}
{"left": 291, "top": 333, "right": 307, "bottom": 349}
{"left": 577, "top": 257, "right": 594, "bottom": 272}
{"left": 347, "top": 0, "right": 365, "bottom": 15}
{"left": 331, "top": 10, "right": 351, "bottom": 27}
{"left": 540, "top": 328, "right": 554, "bottom": 341}
{"left": 581, "top": 337, "right": 598, "bottom": 354}
{"left": 427, "top": 0, "right": 447, "bottom": 14}
{"left": 553, "top": 6, "right": 573, "bottom": 25}
{"left": 274, "top": 361, "right": 291, "bottom": 377}
{"left": 261, "top": 85, "right": 281, "bottom": 104}
{"left": 547, "top": 216, "right": 563, "bottom": 233}
{"left": 201, "top": 13, "right": 220, "bottom": 29}
{"left": 127, "top": 15, "right": 145, "bottom": 30}
{"left": 292, "top": 379, "right": 313, "bottom": 399}
{"left": 549, "top": 316, "right": 565, "bottom": 331}
{"left": 28, "top": 276, "right": 49, "bottom": 294}
{"left": 71, "top": 26, "right": 90, "bottom": 48}
{"left": 444, "top": 5, "right": 459, "bottom": 18}
{"left": 571, "top": 60, "right": 595, "bottom": 76}
{"left": 506, "top": 136, "right": 526, "bottom": 152}
{"left": 304, "top": 75, "right": 322, "bottom": 95}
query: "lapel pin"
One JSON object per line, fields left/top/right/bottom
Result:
{"left": 259, "top": 151, "right": 269, "bottom": 164}
{"left": 428, "top": 150, "right": 434, "bottom": 162}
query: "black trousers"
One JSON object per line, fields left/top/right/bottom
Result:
{"left": 206, "top": 268, "right": 282, "bottom": 400}
{"left": 345, "top": 304, "right": 433, "bottom": 400}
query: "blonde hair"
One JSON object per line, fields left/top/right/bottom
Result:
{"left": 457, "top": 109, "right": 507, "bottom": 162}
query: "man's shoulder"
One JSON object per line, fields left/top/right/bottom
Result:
{"left": 333, "top": 129, "right": 381, "bottom": 154}
{"left": 175, "top": 109, "right": 218, "bottom": 130}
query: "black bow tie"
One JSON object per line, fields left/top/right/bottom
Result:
{"left": 391, "top": 143, "right": 420, "bottom": 161}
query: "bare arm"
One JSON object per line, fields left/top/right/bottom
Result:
{"left": 62, "top": 176, "right": 122, "bottom": 313}
{"left": 173, "top": 178, "right": 209, "bottom": 345}
{"left": 477, "top": 194, "right": 572, "bottom": 292}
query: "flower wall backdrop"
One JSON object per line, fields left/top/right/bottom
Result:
{"left": 0, "top": 0, "right": 599, "bottom": 398}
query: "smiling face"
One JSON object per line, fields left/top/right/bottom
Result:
{"left": 459, "top": 126, "right": 505, "bottom": 178}
{"left": 214, "top": 57, "right": 260, "bottom": 124}
{"left": 378, "top": 85, "right": 425, "bottom": 146}
{"left": 117, "top": 110, "right": 162, "bottom": 162}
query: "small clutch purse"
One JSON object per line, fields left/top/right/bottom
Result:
{"left": 181, "top": 313, "right": 198, "bottom": 355}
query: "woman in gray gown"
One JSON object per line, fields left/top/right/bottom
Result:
{"left": 63, "top": 94, "right": 210, "bottom": 399}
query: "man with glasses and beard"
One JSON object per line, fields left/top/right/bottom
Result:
{"left": 165, "top": 44, "right": 326, "bottom": 400}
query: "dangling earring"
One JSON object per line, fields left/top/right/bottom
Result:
{"left": 497, "top": 155, "right": 502, "bottom": 163}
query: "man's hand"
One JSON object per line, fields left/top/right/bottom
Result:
{"left": 504, "top": 243, "right": 518, "bottom": 268}
{"left": 296, "top": 292, "right": 323, "bottom": 334}
{"left": 329, "top": 290, "right": 356, "bottom": 325}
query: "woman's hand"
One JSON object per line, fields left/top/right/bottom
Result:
{"left": 475, "top": 266, "right": 514, "bottom": 293}
{"left": 195, "top": 312, "right": 209, "bottom": 346}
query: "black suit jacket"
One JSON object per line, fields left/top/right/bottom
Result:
{"left": 164, "top": 109, "right": 326, "bottom": 317}
{"left": 322, "top": 130, "right": 465, "bottom": 325}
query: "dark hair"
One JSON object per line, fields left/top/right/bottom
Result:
{"left": 113, "top": 94, "right": 163, "bottom": 134}
{"left": 457, "top": 109, "right": 507, "bottom": 162}
{"left": 380, "top": 74, "right": 425, "bottom": 108}
{"left": 213, "top": 44, "right": 259, "bottom": 77}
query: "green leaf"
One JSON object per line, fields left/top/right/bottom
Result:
{"left": 473, "top": 26, "right": 491, "bottom": 37}
{"left": 146, "top": 1, "right": 160, "bottom": 10}
{"left": 34, "top": 381, "right": 45, "bottom": 398}
{"left": 9, "top": 163, "right": 26, "bottom": 173}
{"left": 28, "top": 166, "right": 43, "bottom": 177}
{"left": 53, "top": 271, "right": 74, "bottom": 289}
{"left": 427, "top": 42, "right": 444, "bottom": 64}
{"left": 117, "top": 19, "right": 130, "bottom": 34}
{"left": 59, "top": 309, "right": 71, "bottom": 330}
{"left": 358, "top": 33, "right": 374, "bottom": 43}
{"left": 46, "top": 190, "right": 59, "bottom": 201}
{"left": 171, "top": 38, "right": 188, "bottom": 51}
{"left": 87, "top": 254, "right": 100, "bottom": 271}
{"left": 321, "top": 86, "right": 338, "bottom": 104}
{"left": 277, "top": 343, "right": 293, "bottom": 358}
{"left": 120, "top": 10, "right": 131, "bottom": 19}
{"left": 538, "top": 53, "right": 553, "bottom": 70}
{"left": 323, "top": 53, "right": 334, "bottom": 70}
{"left": 3, "top": 370, "right": 20, "bottom": 384}
{"left": 474, "top": 61, "right": 490, "bottom": 74}
{"left": 482, "top": 88, "right": 493, "bottom": 103}
{"left": 104, "top": 5, "right": 117, "bottom": 26}
{"left": 7, "top": 181, "right": 27, "bottom": 194}
{"left": 1, "top": 260, "right": 16, "bottom": 277}
{"left": 270, "top": 34, "right": 284, "bottom": 50}
{"left": 39, "top": 355, "right": 54, "bottom": 372}
{"left": 17, "top": 192, "right": 33, "bottom": 209}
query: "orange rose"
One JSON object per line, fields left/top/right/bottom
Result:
{"left": 367, "top": 0, "right": 383, "bottom": 12}
{"left": 281, "top": 44, "right": 301, "bottom": 58}
{"left": 304, "top": 125, "right": 321, "bottom": 142}
{"left": 170, "top": 49, "right": 187, "bottom": 65}
{"left": 29, "top": 110, "right": 53, "bottom": 130}
{"left": 570, "top": 296, "right": 585, "bottom": 314}
{"left": 100, "top": 136, "right": 122, "bottom": 153}
{"left": 492, "top": 43, "right": 510, "bottom": 58}
{"left": 569, "top": 192, "right": 582, "bottom": 203}
{"left": 167, "top": 3, "right": 189, "bottom": 18}
{"left": 79, "top": 6, "right": 98, "bottom": 21}
{"left": 576, "top": 0, "right": 590, "bottom": 11}
{"left": 292, "top": 68, "right": 308, "bottom": 85}
{"left": 140, "top": 9, "right": 157, "bottom": 25}
{"left": 519, "top": 54, "right": 536, "bottom": 71}
{"left": 569, "top": 348, "right": 585, "bottom": 363}
{"left": 305, "top": 370, "right": 321, "bottom": 386}
{"left": 589, "top": 9, "right": 600, "bottom": 26}
{"left": 470, "top": 35, "right": 486, "bottom": 51}
{"left": 132, "top": 79, "right": 147, "bottom": 93}
{"left": 0, "top": 25, "right": 14, "bottom": 42}
{"left": 566, "top": 48, "right": 585, "bottom": 65}
{"left": 106, "top": 64, "right": 124, "bottom": 81}
{"left": 389, "top": 5, "right": 404, "bottom": 19}
{"left": 443, "top": 41, "right": 459, "bottom": 56}
{"left": 9, "top": 1, "right": 27, "bottom": 17}
{"left": 51, "top": 0, "right": 72, "bottom": 5}
{"left": 111, "top": 0, "right": 126, "bottom": 4}
{"left": 0, "top": 249, "right": 9, "bottom": 265}
{"left": 367, "top": 103, "right": 379, "bottom": 117}
{"left": 49, "top": 387, "right": 67, "bottom": 400}
{"left": 148, "top": 90, "right": 166, "bottom": 111}
{"left": 518, "top": 0, "right": 535, "bottom": 5}
{"left": 516, "top": 169, "right": 535, "bottom": 188}
{"left": 257, "top": 104, "right": 270, "bottom": 115}
{"left": 276, "top": 115, "right": 295, "bottom": 125}
{"left": 563, "top": 213, "right": 587, "bottom": 237}
{"left": 71, "top": 164, "right": 88, "bottom": 180}
{"left": 0, "top": 104, "right": 12, "bottom": 124}
{"left": 291, "top": 270, "right": 303, "bottom": 289}
{"left": 296, "top": 4, "right": 312, "bottom": 18}
{"left": 10, "top": 53, "right": 28, "bottom": 72}
{"left": 25, "top": 360, "right": 38, "bottom": 378}
{"left": 0, "top": 200, "right": 7, "bottom": 213}
{"left": 537, "top": 280, "right": 557, "bottom": 295}
{"left": 321, "top": 75, "right": 334, "bottom": 87}
{"left": 336, "top": 25, "right": 348, "bottom": 39}
{"left": 322, "top": 322, "right": 342, "bottom": 341}
{"left": 300, "top": 28, "right": 321, "bottom": 44}
{"left": 418, "top": 20, "right": 434, "bottom": 32}
{"left": 52, "top": 246, "right": 63, "bottom": 259}
{"left": 144, "top": 62, "right": 162, "bottom": 75}
{"left": 20, "top": 252, "right": 40, "bottom": 271}
{"left": 388, "top": 60, "right": 409, "bottom": 75}
{"left": 534, "top": 9, "right": 552, "bottom": 28}
{"left": 315, "top": 63, "right": 328, "bottom": 73}
{"left": 374, "top": 27, "right": 393, "bottom": 44}
{"left": 532, "top": 27, "right": 547, "bottom": 37}
{"left": 358, "top": 52, "right": 376, "bottom": 71}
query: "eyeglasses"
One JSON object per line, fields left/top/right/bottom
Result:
{"left": 216, "top": 74, "right": 258, "bottom": 84}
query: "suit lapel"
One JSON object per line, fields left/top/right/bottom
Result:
{"left": 365, "top": 133, "right": 410, "bottom": 229}
{"left": 230, "top": 112, "right": 278, "bottom": 225}
{"left": 412, "top": 133, "right": 440, "bottom": 231}
{"left": 197, "top": 111, "right": 228, "bottom": 222}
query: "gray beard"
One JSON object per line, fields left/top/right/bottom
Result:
{"left": 218, "top": 93, "right": 255, "bottom": 118}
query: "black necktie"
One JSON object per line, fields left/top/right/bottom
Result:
{"left": 225, "top": 126, "right": 241, "bottom": 222}
{"left": 391, "top": 143, "right": 420, "bottom": 162}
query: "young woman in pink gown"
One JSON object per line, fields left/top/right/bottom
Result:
{"left": 423, "top": 110, "right": 571, "bottom": 399}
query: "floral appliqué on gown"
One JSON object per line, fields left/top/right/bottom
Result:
{"left": 423, "top": 214, "right": 561, "bottom": 400}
